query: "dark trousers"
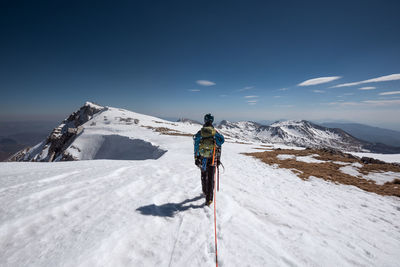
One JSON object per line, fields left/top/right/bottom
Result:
{"left": 201, "top": 165, "right": 215, "bottom": 202}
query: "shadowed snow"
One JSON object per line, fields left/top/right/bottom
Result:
{"left": 91, "top": 135, "right": 167, "bottom": 160}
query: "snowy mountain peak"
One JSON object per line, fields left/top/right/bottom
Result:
{"left": 176, "top": 118, "right": 201, "bottom": 125}
{"left": 10, "top": 102, "right": 105, "bottom": 162}
{"left": 219, "top": 119, "right": 230, "bottom": 125}
{"left": 218, "top": 120, "right": 260, "bottom": 130}
{"left": 84, "top": 101, "right": 104, "bottom": 110}
{"left": 269, "top": 120, "right": 313, "bottom": 127}
{"left": 215, "top": 119, "right": 368, "bottom": 152}
{"left": 10, "top": 102, "right": 203, "bottom": 162}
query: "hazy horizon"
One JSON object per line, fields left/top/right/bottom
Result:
{"left": 1, "top": 101, "right": 400, "bottom": 132}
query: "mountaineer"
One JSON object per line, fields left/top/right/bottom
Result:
{"left": 193, "top": 113, "right": 224, "bottom": 205}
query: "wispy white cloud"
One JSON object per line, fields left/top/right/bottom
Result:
{"left": 362, "top": 99, "right": 400, "bottom": 106}
{"left": 379, "top": 91, "right": 400, "bottom": 96}
{"left": 332, "top": 73, "right": 400, "bottom": 88}
{"left": 340, "top": 102, "right": 360, "bottom": 106}
{"left": 274, "top": 104, "right": 294, "bottom": 108}
{"left": 327, "top": 101, "right": 361, "bottom": 106}
{"left": 247, "top": 99, "right": 258, "bottom": 105}
{"left": 336, "top": 93, "right": 354, "bottom": 98}
{"left": 196, "top": 80, "right": 216, "bottom": 86}
{"left": 298, "top": 76, "right": 341, "bottom": 86}
{"left": 359, "top": 86, "right": 376, "bottom": 90}
{"left": 273, "top": 95, "right": 282, "bottom": 98}
{"left": 312, "top": 90, "right": 325, "bottom": 93}
{"left": 279, "top": 88, "right": 288, "bottom": 91}
{"left": 239, "top": 86, "right": 254, "bottom": 91}
{"left": 328, "top": 99, "right": 400, "bottom": 106}
{"left": 244, "top": 95, "right": 259, "bottom": 98}
{"left": 188, "top": 89, "right": 200, "bottom": 92}
{"left": 220, "top": 94, "right": 228, "bottom": 97}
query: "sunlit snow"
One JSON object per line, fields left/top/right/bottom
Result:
{"left": 1, "top": 105, "right": 400, "bottom": 266}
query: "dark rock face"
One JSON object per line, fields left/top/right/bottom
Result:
{"left": 217, "top": 120, "right": 237, "bottom": 129}
{"left": 314, "top": 147, "right": 358, "bottom": 159}
{"left": 10, "top": 102, "right": 104, "bottom": 162}
{"left": 361, "top": 157, "right": 386, "bottom": 165}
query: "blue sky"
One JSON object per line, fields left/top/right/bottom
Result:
{"left": 1, "top": 0, "right": 400, "bottom": 129}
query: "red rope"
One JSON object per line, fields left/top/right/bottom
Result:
{"left": 211, "top": 144, "right": 219, "bottom": 267}
{"left": 213, "top": 165, "right": 218, "bottom": 267}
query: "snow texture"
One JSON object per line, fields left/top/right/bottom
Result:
{"left": 363, "top": 172, "right": 400, "bottom": 185}
{"left": 332, "top": 161, "right": 350, "bottom": 165}
{"left": 276, "top": 154, "right": 296, "bottom": 160}
{"left": 340, "top": 165, "right": 362, "bottom": 177}
{"left": 296, "top": 154, "right": 326, "bottom": 164}
{"left": 276, "top": 154, "right": 326, "bottom": 164}
{"left": 339, "top": 164, "right": 400, "bottom": 185}
{"left": 1, "top": 143, "right": 400, "bottom": 266}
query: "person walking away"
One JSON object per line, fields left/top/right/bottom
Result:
{"left": 193, "top": 113, "right": 224, "bottom": 205}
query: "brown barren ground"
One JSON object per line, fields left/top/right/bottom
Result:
{"left": 244, "top": 148, "right": 400, "bottom": 197}
{"left": 144, "top": 126, "right": 194, "bottom": 137}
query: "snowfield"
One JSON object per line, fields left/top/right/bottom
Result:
{"left": 1, "top": 104, "right": 400, "bottom": 266}
{"left": 1, "top": 141, "right": 400, "bottom": 266}
{"left": 339, "top": 164, "right": 400, "bottom": 185}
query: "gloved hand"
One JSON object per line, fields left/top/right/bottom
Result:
{"left": 195, "top": 156, "right": 201, "bottom": 167}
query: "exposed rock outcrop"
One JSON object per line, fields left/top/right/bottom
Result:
{"left": 9, "top": 102, "right": 104, "bottom": 162}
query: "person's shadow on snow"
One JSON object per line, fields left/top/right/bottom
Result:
{"left": 136, "top": 195, "right": 204, "bottom": 217}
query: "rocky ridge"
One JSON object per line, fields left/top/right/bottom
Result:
{"left": 9, "top": 102, "right": 104, "bottom": 162}
{"left": 217, "top": 120, "right": 367, "bottom": 152}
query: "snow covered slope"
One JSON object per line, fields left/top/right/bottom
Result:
{"left": 10, "top": 102, "right": 200, "bottom": 162}
{"left": 218, "top": 120, "right": 367, "bottom": 152}
{"left": 1, "top": 140, "right": 400, "bottom": 266}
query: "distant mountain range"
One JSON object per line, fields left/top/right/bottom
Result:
{"left": 321, "top": 122, "right": 400, "bottom": 147}
{"left": 216, "top": 120, "right": 400, "bottom": 153}
{"left": 176, "top": 118, "right": 201, "bottom": 124}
